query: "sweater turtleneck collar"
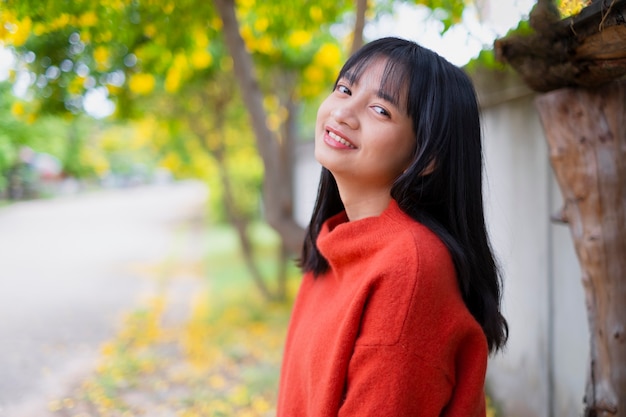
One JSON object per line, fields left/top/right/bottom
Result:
{"left": 316, "top": 199, "right": 410, "bottom": 273}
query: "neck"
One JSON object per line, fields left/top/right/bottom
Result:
{"left": 336, "top": 181, "right": 393, "bottom": 221}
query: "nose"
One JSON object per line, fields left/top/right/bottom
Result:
{"left": 331, "top": 103, "right": 359, "bottom": 129}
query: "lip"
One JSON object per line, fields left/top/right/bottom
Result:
{"left": 324, "top": 126, "right": 357, "bottom": 149}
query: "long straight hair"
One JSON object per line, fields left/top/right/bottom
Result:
{"left": 299, "top": 37, "right": 508, "bottom": 353}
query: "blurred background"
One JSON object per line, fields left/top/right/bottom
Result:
{"left": 0, "top": 1, "right": 594, "bottom": 416}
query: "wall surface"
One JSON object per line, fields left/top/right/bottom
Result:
{"left": 293, "top": 68, "right": 590, "bottom": 417}
{"left": 475, "top": 68, "right": 589, "bottom": 417}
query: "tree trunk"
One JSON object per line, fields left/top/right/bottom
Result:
{"left": 187, "top": 84, "right": 280, "bottom": 302}
{"left": 350, "top": 0, "right": 367, "bottom": 56}
{"left": 535, "top": 80, "right": 626, "bottom": 417}
{"left": 213, "top": 0, "right": 305, "bottom": 255}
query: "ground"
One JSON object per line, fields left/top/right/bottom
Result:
{"left": 0, "top": 181, "right": 287, "bottom": 417}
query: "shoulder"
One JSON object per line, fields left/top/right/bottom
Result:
{"left": 377, "top": 207, "right": 456, "bottom": 289}
{"left": 360, "top": 207, "right": 487, "bottom": 357}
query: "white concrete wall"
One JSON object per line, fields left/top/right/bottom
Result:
{"left": 293, "top": 68, "right": 590, "bottom": 417}
{"left": 476, "top": 68, "right": 589, "bottom": 417}
{"left": 293, "top": 141, "right": 320, "bottom": 228}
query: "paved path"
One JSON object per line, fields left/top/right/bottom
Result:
{"left": 0, "top": 181, "right": 208, "bottom": 417}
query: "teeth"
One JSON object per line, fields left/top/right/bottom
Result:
{"left": 328, "top": 131, "right": 355, "bottom": 148}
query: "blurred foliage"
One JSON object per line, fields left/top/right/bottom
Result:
{"left": 414, "top": 0, "right": 468, "bottom": 32}
{"left": 0, "top": 78, "right": 163, "bottom": 198}
{"left": 0, "top": 0, "right": 354, "bottom": 219}
{"left": 0, "top": 0, "right": 349, "bottom": 117}
{"left": 0, "top": 0, "right": 499, "bottom": 214}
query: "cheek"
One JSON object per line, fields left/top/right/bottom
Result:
{"left": 316, "top": 97, "right": 332, "bottom": 128}
{"left": 391, "top": 135, "right": 416, "bottom": 174}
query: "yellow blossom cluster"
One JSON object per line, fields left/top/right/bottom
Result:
{"left": 286, "top": 30, "right": 312, "bottom": 49}
{"left": 299, "top": 42, "right": 343, "bottom": 99}
{"left": 80, "top": 146, "right": 110, "bottom": 177}
{"left": 0, "top": 11, "right": 31, "bottom": 46}
{"left": 10, "top": 101, "right": 37, "bottom": 124}
{"left": 128, "top": 72, "right": 156, "bottom": 95}
{"left": 93, "top": 45, "right": 111, "bottom": 72}
{"left": 558, "top": 0, "right": 590, "bottom": 17}
{"left": 238, "top": 12, "right": 279, "bottom": 57}
{"left": 47, "top": 249, "right": 292, "bottom": 416}
{"left": 263, "top": 95, "right": 289, "bottom": 133}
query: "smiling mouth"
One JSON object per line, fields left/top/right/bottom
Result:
{"left": 327, "top": 130, "right": 356, "bottom": 148}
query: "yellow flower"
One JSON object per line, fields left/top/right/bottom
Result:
{"left": 173, "top": 53, "right": 188, "bottom": 70}
{"left": 266, "top": 113, "right": 281, "bottom": 132}
{"left": 129, "top": 73, "right": 155, "bottom": 95}
{"left": 160, "top": 152, "right": 182, "bottom": 173}
{"left": 558, "top": 0, "right": 587, "bottom": 16}
{"left": 93, "top": 46, "right": 110, "bottom": 71}
{"left": 191, "top": 49, "right": 212, "bottom": 70}
{"left": 10, "top": 16, "right": 32, "bottom": 47}
{"left": 256, "top": 35, "right": 274, "bottom": 54}
{"left": 144, "top": 23, "right": 157, "bottom": 38}
{"left": 251, "top": 396, "right": 271, "bottom": 413}
{"left": 11, "top": 101, "right": 25, "bottom": 117}
{"left": 100, "top": 342, "right": 116, "bottom": 357}
{"left": 304, "top": 65, "right": 324, "bottom": 83}
{"left": 79, "top": 11, "right": 98, "bottom": 27}
{"left": 211, "top": 17, "right": 223, "bottom": 30}
{"left": 238, "top": 0, "right": 254, "bottom": 10}
{"left": 163, "top": 2, "right": 175, "bottom": 14}
{"left": 254, "top": 17, "right": 269, "bottom": 32}
{"left": 68, "top": 76, "right": 86, "bottom": 95}
{"left": 105, "top": 84, "right": 121, "bottom": 95}
{"left": 81, "top": 147, "right": 109, "bottom": 176}
{"left": 314, "top": 43, "right": 342, "bottom": 69}
{"left": 193, "top": 27, "right": 209, "bottom": 48}
{"left": 97, "top": 30, "right": 113, "bottom": 43}
{"left": 288, "top": 30, "right": 312, "bottom": 49}
{"left": 33, "top": 22, "right": 46, "bottom": 36}
{"left": 262, "top": 95, "right": 280, "bottom": 112}
{"left": 132, "top": 119, "right": 156, "bottom": 149}
{"left": 240, "top": 25, "right": 254, "bottom": 50}
{"left": 51, "top": 14, "right": 70, "bottom": 31}
{"left": 309, "top": 6, "right": 323, "bottom": 22}
{"left": 209, "top": 374, "right": 226, "bottom": 389}
{"left": 165, "top": 67, "right": 181, "bottom": 93}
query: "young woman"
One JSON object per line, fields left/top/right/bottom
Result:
{"left": 277, "top": 37, "right": 508, "bottom": 417}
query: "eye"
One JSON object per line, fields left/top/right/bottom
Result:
{"left": 372, "top": 105, "right": 390, "bottom": 117}
{"left": 336, "top": 84, "right": 351, "bottom": 96}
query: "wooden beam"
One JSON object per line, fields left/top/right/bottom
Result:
{"left": 495, "top": 0, "right": 626, "bottom": 92}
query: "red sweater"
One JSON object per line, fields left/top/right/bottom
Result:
{"left": 277, "top": 199, "right": 488, "bottom": 417}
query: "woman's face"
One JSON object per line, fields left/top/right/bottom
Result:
{"left": 315, "top": 59, "right": 415, "bottom": 192}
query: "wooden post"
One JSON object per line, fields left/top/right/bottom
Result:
{"left": 535, "top": 80, "right": 626, "bottom": 417}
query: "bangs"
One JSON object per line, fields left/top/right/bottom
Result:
{"left": 338, "top": 52, "right": 410, "bottom": 113}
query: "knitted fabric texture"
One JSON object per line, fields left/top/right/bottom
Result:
{"left": 277, "top": 199, "right": 488, "bottom": 417}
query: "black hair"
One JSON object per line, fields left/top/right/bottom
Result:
{"left": 299, "top": 37, "right": 508, "bottom": 353}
